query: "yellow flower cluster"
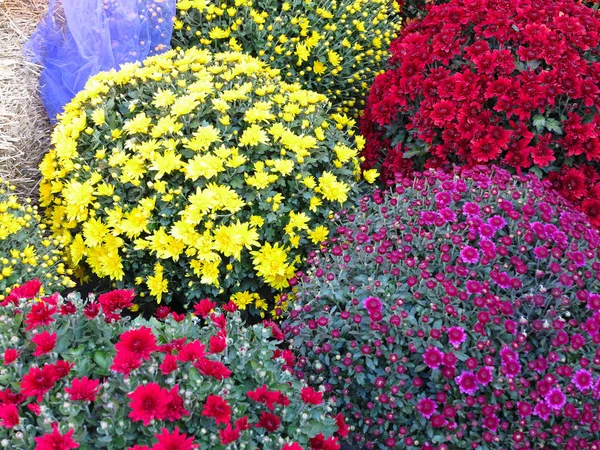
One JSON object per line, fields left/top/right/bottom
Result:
{"left": 0, "top": 178, "right": 74, "bottom": 301}
{"left": 172, "top": 0, "right": 402, "bottom": 118}
{"left": 40, "top": 48, "right": 377, "bottom": 316}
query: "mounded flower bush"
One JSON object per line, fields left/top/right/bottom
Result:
{"left": 0, "top": 281, "right": 347, "bottom": 449}
{"left": 284, "top": 165, "right": 600, "bottom": 449}
{"left": 0, "top": 178, "right": 73, "bottom": 302}
{"left": 171, "top": 0, "right": 402, "bottom": 118}
{"left": 360, "top": 0, "right": 600, "bottom": 224}
{"left": 39, "top": 48, "right": 378, "bottom": 315}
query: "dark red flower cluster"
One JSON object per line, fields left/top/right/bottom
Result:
{"left": 285, "top": 166, "right": 600, "bottom": 449}
{"left": 361, "top": 0, "right": 600, "bottom": 224}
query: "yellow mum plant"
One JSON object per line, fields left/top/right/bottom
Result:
{"left": 171, "top": 0, "right": 402, "bottom": 118}
{"left": 39, "top": 48, "right": 377, "bottom": 316}
{"left": 0, "top": 178, "right": 74, "bottom": 301}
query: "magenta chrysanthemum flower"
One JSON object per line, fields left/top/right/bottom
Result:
{"left": 476, "top": 367, "right": 493, "bottom": 386}
{"left": 447, "top": 327, "right": 467, "bottom": 347}
{"left": 455, "top": 371, "right": 479, "bottom": 395}
{"left": 416, "top": 398, "right": 437, "bottom": 419}
{"left": 422, "top": 347, "right": 444, "bottom": 370}
{"left": 533, "top": 247, "right": 549, "bottom": 259}
{"left": 502, "top": 360, "right": 522, "bottom": 377}
{"left": 499, "top": 346, "right": 518, "bottom": 362}
{"left": 463, "top": 202, "right": 480, "bottom": 216}
{"left": 487, "top": 215, "right": 507, "bottom": 230}
{"left": 572, "top": 369, "right": 593, "bottom": 392}
{"left": 465, "top": 280, "right": 482, "bottom": 294}
{"left": 533, "top": 401, "right": 552, "bottom": 421}
{"left": 544, "top": 387, "right": 566, "bottom": 411}
{"left": 460, "top": 246, "right": 480, "bottom": 264}
{"left": 362, "top": 296, "right": 382, "bottom": 312}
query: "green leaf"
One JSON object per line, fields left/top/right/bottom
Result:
{"left": 403, "top": 149, "right": 423, "bottom": 159}
{"left": 532, "top": 115, "right": 545, "bottom": 131}
{"left": 545, "top": 118, "right": 563, "bottom": 134}
{"left": 93, "top": 351, "right": 111, "bottom": 370}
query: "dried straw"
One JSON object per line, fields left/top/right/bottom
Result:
{"left": 0, "top": 0, "right": 51, "bottom": 198}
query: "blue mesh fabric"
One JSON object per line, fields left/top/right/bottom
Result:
{"left": 24, "top": 0, "right": 176, "bottom": 122}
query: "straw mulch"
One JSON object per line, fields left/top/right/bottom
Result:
{"left": 0, "top": 0, "right": 50, "bottom": 198}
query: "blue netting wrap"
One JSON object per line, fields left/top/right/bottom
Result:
{"left": 24, "top": 0, "right": 176, "bottom": 122}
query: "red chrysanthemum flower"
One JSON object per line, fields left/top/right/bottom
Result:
{"left": 209, "top": 333, "right": 227, "bottom": 354}
{"left": 127, "top": 382, "right": 171, "bottom": 425}
{"left": 64, "top": 377, "right": 101, "bottom": 402}
{"left": 3, "top": 348, "right": 20, "bottom": 365}
{"left": 32, "top": 331, "right": 57, "bottom": 357}
{"left": 164, "top": 385, "right": 190, "bottom": 422}
{"left": 201, "top": 394, "right": 231, "bottom": 425}
{"left": 98, "top": 289, "right": 135, "bottom": 322}
{"left": 34, "top": 424, "right": 79, "bottom": 450}
{"left": 25, "top": 301, "right": 57, "bottom": 331}
{"left": 2, "top": 278, "right": 42, "bottom": 306}
{"left": 282, "top": 444, "right": 304, "bottom": 450}
{"left": 301, "top": 387, "right": 323, "bottom": 405}
{"left": 115, "top": 326, "right": 157, "bottom": 361}
{"left": 153, "top": 427, "right": 199, "bottom": 450}
{"left": 247, "top": 385, "right": 281, "bottom": 411}
{"left": 110, "top": 350, "right": 142, "bottom": 377}
{"left": 21, "top": 364, "right": 58, "bottom": 402}
{"left": 193, "top": 358, "right": 232, "bottom": 380}
{"left": 193, "top": 298, "right": 216, "bottom": 318}
{"left": 219, "top": 423, "right": 241, "bottom": 445}
{"left": 160, "top": 354, "right": 178, "bottom": 375}
{"left": 308, "top": 433, "right": 340, "bottom": 450}
{"left": 83, "top": 302, "right": 101, "bottom": 319}
{"left": 176, "top": 340, "right": 206, "bottom": 363}
{"left": 334, "top": 413, "right": 349, "bottom": 438}
{"left": 256, "top": 411, "right": 281, "bottom": 433}
{"left": 0, "top": 403, "right": 20, "bottom": 428}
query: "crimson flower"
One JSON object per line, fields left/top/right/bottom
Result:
{"left": 282, "top": 443, "right": 304, "bottom": 450}
{"left": 25, "top": 301, "right": 57, "bottom": 330}
{"left": 193, "top": 358, "right": 232, "bottom": 380}
{"left": 21, "top": 365, "right": 58, "bottom": 402}
{"left": 309, "top": 434, "right": 340, "bottom": 450}
{"left": 334, "top": 413, "right": 349, "bottom": 437}
{"left": 256, "top": 411, "right": 281, "bottom": 432}
{"left": 160, "top": 354, "right": 178, "bottom": 375}
{"left": 83, "top": 302, "right": 101, "bottom": 319}
{"left": 202, "top": 394, "right": 231, "bottom": 425}
{"left": 2, "top": 278, "right": 42, "bottom": 305}
{"left": 110, "top": 350, "right": 142, "bottom": 377}
{"left": 247, "top": 385, "right": 281, "bottom": 411}
{"left": 32, "top": 331, "right": 57, "bottom": 356}
{"left": 127, "top": 383, "right": 170, "bottom": 425}
{"left": 153, "top": 427, "right": 198, "bottom": 450}
{"left": 300, "top": 387, "right": 323, "bottom": 405}
{"left": 97, "top": 289, "right": 135, "bottom": 321}
{"left": 34, "top": 424, "right": 79, "bottom": 450}
{"left": 115, "top": 326, "right": 157, "bottom": 360}
{"left": 193, "top": 298, "right": 216, "bottom": 318}
{"left": 3, "top": 348, "right": 20, "bottom": 365}
{"left": 0, "top": 403, "right": 20, "bottom": 428}
{"left": 164, "top": 385, "right": 190, "bottom": 422}
{"left": 209, "top": 333, "right": 227, "bottom": 354}
{"left": 64, "top": 377, "right": 101, "bottom": 402}
{"left": 176, "top": 340, "right": 206, "bottom": 363}
{"left": 219, "top": 423, "right": 241, "bottom": 445}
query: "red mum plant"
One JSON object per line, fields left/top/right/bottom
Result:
{"left": 0, "top": 288, "right": 342, "bottom": 449}
{"left": 284, "top": 166, "right": 600, "bottom": 449}
{"left": 361, "top": 0, "right": 600, "bottom": 225}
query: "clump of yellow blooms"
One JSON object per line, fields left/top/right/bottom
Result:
{"left": 171, "top": 0, "right": 402, "bottom": 119}
{"left": 39, "top": 48, "right": 378, "bottom": 317}
{"left": 0, "top": 178, "right": 74, "bottom": 301}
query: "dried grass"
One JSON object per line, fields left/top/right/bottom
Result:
{"left": 0, "top": 0, "right": 51, "bottom": 198}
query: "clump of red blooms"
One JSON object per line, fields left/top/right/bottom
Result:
{"left": 360, "top": 0, "right": 600, "bottom": 226}
{"left": 0, "top": 283, "right": 344, "bottom": 449}
{"left": 284, "top": 165, "right": 600, "bottom": 450}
